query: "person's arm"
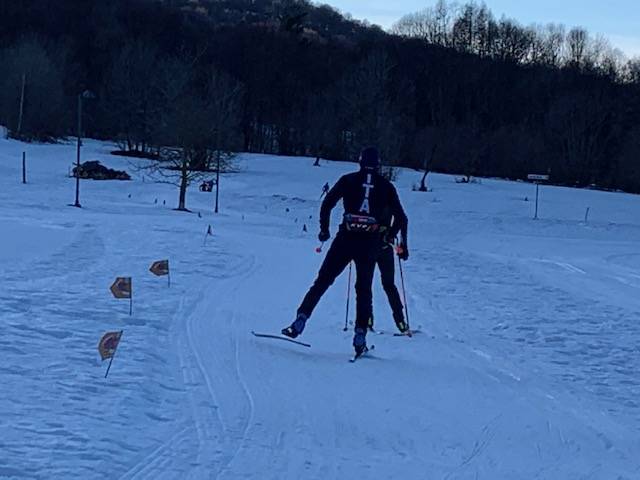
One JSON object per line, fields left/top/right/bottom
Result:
{"left": 388, "top": 185, "right": 408, "bottom": 249}
{"left": 319, "top": 176, "right": 345, "bottom": 234}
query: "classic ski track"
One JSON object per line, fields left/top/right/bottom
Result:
{"left": 120, "top": 426, "right": 193, "bottom": 480}
{"left": 213, "top": 312, "right": 256, "bottom": 480}
{"left": 118, "top": 245, "right": 256, "bottom": 480}
{"left": 184, "top": 252, "right": 259, "bottom": 478}
{"left": 118, "top": 292, "right": 205, "bottom": 480}
{"left": 185, "top": 289, "right": 230, "bottom": 475}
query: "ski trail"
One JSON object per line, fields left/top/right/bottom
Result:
{"left": 118, "top": 288, "right": 211, "bottom": 479}
{"left": 118, "top": 426, "right": 193, "bottom": 480}
{"left": 442, "top": 416, "right": 500, "bottom": 480}
{"left": 214, "top": 314, "right": 256, "bottom": 480}
{"left": 177, "top": 251, "right": 259, "bottom": 477}
{"left": 184, "top": 290, "right": 230, "bottom": 476}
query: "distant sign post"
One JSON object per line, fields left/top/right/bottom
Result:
{"left": 110, "top": 277, "right": 133, "bottom": 315}
{"left": 527, "top": 174, "right": 550, "bottom": 220}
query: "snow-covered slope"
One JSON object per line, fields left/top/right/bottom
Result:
{"left": 1, "top": 138, "right": 639, "bottom": 479}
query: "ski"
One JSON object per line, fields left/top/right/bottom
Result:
{"left": 349, "top": 344, "right": 375, "bottom": 363}
{"left": 393, "top": 329, "right": 421, "bottom": 337}
{"left": 251, "top": 331, "right": 311, "bottom": 348}
{"left": 372, "top": 329, "right": 421, "bottom": 336}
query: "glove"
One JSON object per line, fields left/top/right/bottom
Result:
{"left": 396, "top": 244, "right": 409, "bottom": 261}
{"left": 318, "top": 230, "right": 330, "bottom": 242}
{"left": 383, "top": 232, "right": 396, "bottom": 246}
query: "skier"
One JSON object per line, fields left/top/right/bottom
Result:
{"left": 320, "top": 182, "right": 330, "bottom": 199}
{"left": 368, "top": 207, "right": 409, "bottom": 334}
{"left": 282, "top": 147, "right": 408, "bottom": 356}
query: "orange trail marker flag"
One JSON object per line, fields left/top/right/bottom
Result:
{"left": 98, "top": 330, "right": 123, "bottom": 378}
{"left": 110, "top": 277, "right": 133, "bottom": 315}
{"left": 150, "top": 260, "right": 170, "bottom": 287}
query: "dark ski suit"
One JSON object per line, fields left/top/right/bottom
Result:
{"left": 372, "top": 208, "right": 408, "bottom": 328}
{"left": 297, "top": 168, "right": 408, "bottom": 332}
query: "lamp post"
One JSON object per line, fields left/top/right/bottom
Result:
{"left": 72, "top": 90, "right": 95, "bottom": 208}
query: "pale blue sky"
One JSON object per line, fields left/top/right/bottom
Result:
{"left": 319, "top": 0, "right": 640, "bottom": 56}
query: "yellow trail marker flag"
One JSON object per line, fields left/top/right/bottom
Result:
{"left": 98, "top": 330, "right": 123, "bottom": 378}
{"left": 150, "top": 260, "right": 169, "bottom": 276}
{"left": 110, "top": 277, "right": 132, "bottom": 299}
{"left": 150, "top": 260, "right": 170, "bottom": 287}
{"left": 110, "top": 277, "right": 133, "bottom": 315}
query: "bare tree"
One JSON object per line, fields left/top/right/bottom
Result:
{"left": 146, "top": 60, "right": 243, "bottom": 211}
{"left": 492, "top": 17, "right": 532, "bottom": 63}
{"left": 532, "top": 23, "right": 565, "bottom": 67}
{"left": 0, "top": 37, "right": 68, "bottom": 140}
{"left": 451, "top": 3, "right": 474, "bottom": 53}
{"left": 419, "top": 144, "right": 437, "bottom": 192}
{"left": 392, "top": 0, "right": 455, "bottom": 46}
{"left": 565, "top": 27, "right": 589, "bottom": 69}
{"left": 547, "top": 89, "right": 617, "bottom": 186}
{"left": 625, "top": 58, "right": 640, "bottom": 84}
{"left": 336, "top": 50, "right": 414, "bottom": 163}
{"left": 338, "top": 51, "right": 393, "bottom": 152}
{"left": 104, "top": 41, "right": 161, "bottom": 155}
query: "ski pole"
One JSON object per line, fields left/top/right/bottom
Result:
{"left": 315, "top": 242, "right": 325, "bottom": 253}
{"left": 343, "top": 262, "right": 352, "bottom": 331}
{"left": 397, "top": 253, "right": 411, "bottom": 333}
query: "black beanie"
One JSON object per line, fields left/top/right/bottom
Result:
{"left": 359, "top": 147, "right": 380, "bottom": 170}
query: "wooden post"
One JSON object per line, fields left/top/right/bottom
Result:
{"left": 22, "top": 152, "right": 26, "bottom": 184}
{"left": 73, "top": 93, "right": 82, "bottom": 207}
{"left": 534, "top": 183, "right": 540, "bottom": 220}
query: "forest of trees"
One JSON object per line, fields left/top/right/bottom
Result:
{"left": 0, "top": 0, "right": 639, "bottom": 192}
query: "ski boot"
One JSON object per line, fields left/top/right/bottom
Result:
{"left": 394, "top": 314, "right": 409, "bottom": 335}
{"left": 353, "top": 327, "right": 368, "bottom": 357}
{"left": 282, "top": 312, "right": 308, "bottom": 339}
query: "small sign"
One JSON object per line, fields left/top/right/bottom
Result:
{"left": 98, "top": 331, "right": 123, "bottom": 360}
{"left": 527, "top": 174, "right": 549, "bottom": 181}
{"left": 110, "top": 277, "right": 132, "bottom": 299}
{"left": 98, "top": 330, "right": 123, "bottom": 378}
{"left": 149, "top": 260, "right": 169, "bottom": 277}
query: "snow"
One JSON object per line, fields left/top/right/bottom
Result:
{"left": 1, "top": 137, "right": 639, "bottom": 479}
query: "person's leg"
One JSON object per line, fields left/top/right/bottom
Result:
{"left": 378, "top": 245, "right": 406, "bottom": 331}
{"left": 352, "top": 237, "right": 378, "bottom": 345}
{"left": 367, "top": 242, "right": 386, "bottom": 331}
{"left": 284, "top": 234, "right": 352, "bottom": 338}
{"left": 297, "top": 233, "right": 352, "bottom": 319}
